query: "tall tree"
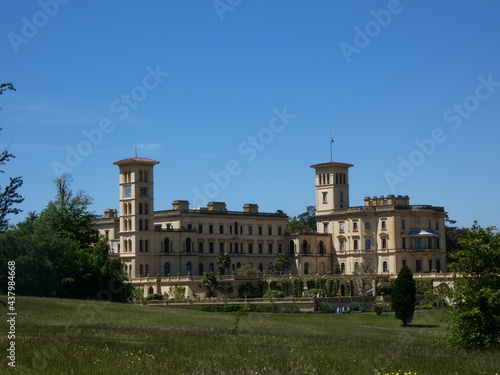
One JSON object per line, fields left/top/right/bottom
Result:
{"left": 0, "top": 175, "right": 132, "bottom": 301}
{"left": 0, "top": 83, "right": 24, "bottom": 231}
{"left": 391, "top": 265, "right": 416, "bottom": 326}
{"left": 216, "top": 252, "right": 231, "bottom": 275}
{"left": 447, "top": 222, "right": 500, "bottom": 349}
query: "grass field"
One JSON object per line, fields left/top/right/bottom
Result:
{"left": 1, "top": 297, "right": 499, "bottom": 374}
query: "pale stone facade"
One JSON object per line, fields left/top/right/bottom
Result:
{"left": 311, "top": 162, "right": 447, "bottom": 276}
{"left": 95, "top": 157, "right": 447, "bottom": 295}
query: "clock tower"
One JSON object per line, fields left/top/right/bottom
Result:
{"left": 113, "top": 157, "right": 160, "bottom": 260}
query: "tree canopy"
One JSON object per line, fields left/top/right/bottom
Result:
{"left": 446, "top": 222, "right": 500, "bottom": 349}
{"left": 287, "top": 206, "right": 316, "bottom": 234}
{"left": 0, "top": 174, "right": 132, "bottom": 301}
{"left": 0, "top": 83, "right": 24, "bottom": 231}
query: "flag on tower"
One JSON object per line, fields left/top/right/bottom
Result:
{"left": 330, "top": 135, "right": 334, "bottom": 143}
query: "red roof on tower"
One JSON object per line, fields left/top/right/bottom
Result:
{"left": 113, "top": 157, "right": 160, "bottom": 166}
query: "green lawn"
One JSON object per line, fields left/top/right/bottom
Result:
{"left": 1, "top": 296, "right": 498, "bottom": 374}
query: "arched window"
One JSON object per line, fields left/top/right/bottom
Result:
{"left": 186, "top": 262, "right": 192, "bottom": 275}
{"left": 198, "top": 263, "right": 204, "bottom": 276}
{"left": 304, "top": 262, "right": 309, "bottom": 275}
{"left": 139, "top": 265, "right": 143, "bottom": 277}
{"left": 128, "top": 264, "right": 132, "bottom": 276}
{"left": 145, "top": 265, "right": 148, "bottom": 276}
{"left": 163, "top": 238, "right": 170, "bottom": 253}
{"left": 353, "top": 239, "right": 359, "bottom": 250}
{"left": 382, "top": 261, "right": 388, "bottom": 273}
{"left": 185, "top": 238, "right": 192, "bottom": 253}
{"left": 144, "top": 203, "right": 149, "bottom": 214}
{"left": 318, "top": 241, "right": 325, "bottom": 254}
{"left": 164, "top": 262, "right": 170, "bottom": 276}
{"left": 209, "top": 263, "right": 214, "bottom": 272}
{"left": 148, "top": 286, "right": 154, "bottom": 295}
{"left": 302, "top": 240, "right": 308, "bottom": 254}
{"left": 236, "top": 262, "right": 241, "bottom": 269}
{"left": 289, "top": 240, "right": 295, "bottom": 254}
{"left": 259, "top": 263, "right": 264, "bottom": 272}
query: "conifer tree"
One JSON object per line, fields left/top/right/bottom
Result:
{"left": 391, "top": 265, "right": 416, "bottom": 326}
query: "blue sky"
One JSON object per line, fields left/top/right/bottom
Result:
{"left": 1, "top": 1, "right": 500, "bottom": 229}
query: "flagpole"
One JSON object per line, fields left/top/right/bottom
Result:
{"left": 330, "top": 139, "right": 332, "bottom": 162}
{"left": 329, "top": 134, "right": 333, "bottom": 163}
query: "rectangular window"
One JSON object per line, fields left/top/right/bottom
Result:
{"left": 268, "top": 227, "right": 272, "bottom": 235}
{"left": 415, "top": 238, "right": 421, "bottom": 249}
{"left": 382, "top": 238, "right": 387, "bottom": 249}
{"left": 340, "top": 263, "right": 345, "bottom": 273}
{"left": 339, "top": 240, "right": 345, "bottom": 251}
{"left": 353, "top": 239, "right": 358, "bottom": 250}
{"left": 209, "top": 225, "right": 213, "bottom": 234}
{"left": 324, "top": 223, "right": 329, "bottom": 233}
{"left": 278, "top": 244, "right": 282, "bottom": 253}
{"left": 219, "top": 242, "right": 224, "bottom": 253}
{"left": 382, "top": 261, "right": 388, "bottom": 273}
{"left": 258, "top": 243, "right": 263, "bottom": 254}
{"left": 402, "top": 259, "right": 407, "bottom": 267}
{"left": 402, "top": 237, "right": 406, "bottom": 249}
{"left": 258, "top": 227, "right": 263, "bottom": 235}
{"left": 339, "top": 222, "right": 345, "bottom": 232}
{"left": 401, "top": 219, "right": 405, "bottom": 229}
{"left": 416, "top": 259, "right": 422, "bottom": 272}
{"left": 381, "top": 220, "right": 386, "bottom": 230}
{"left": 427, "top": 220, "right": 432, "bottom": 229}
{"left": 428, "top": 259, "right": 433, "bottom": 272}
{"left": 198, "top": 242, "right": 203, "bottom": 253}
{"left": 198, "top": 224, "right": 203, "bottom": 233}
{"left": 248, "top": 226, "right": 253, "bottom": 235}
{"left": 428, "top": 238, "right": 433, "bottom": 249}
{"left": 268, "top": 243, "right": 273, "bottom": 254}
{"left": 436, "top": 259, "right": 441, "bottom": 272}
{"left": 209, "top": 242, "right": 214, "bottom": 253}
{"left": 235, "top": 243, "right": 239, "bottom": 253}
{"left": 364, "top": 221, "right": 370, "bottom": 230}
{"left": 248, "top": 243, "right": 253, "bottom": 254}
{"left": 322, "top": 192, "right": 328, "bottom": 203}
{"left": 187, "top": 224, "right": 192, "bottom": 230}
{"left": 278, "top": 227, "right": 282, "bottom": 236}
{"left": 340, "top": 192, "right": 344, "bottom": 202}
{"left": 435, "top": 220, "right": 439, "bottom": 230}
{"left": 219, "top": 225, "right": 224, "bottom": 234}
{"left": 365, "top": 238, "right": 371, "bottom": 250}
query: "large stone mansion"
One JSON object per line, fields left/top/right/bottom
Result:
{"left": 95, "top": 156, "right": 447, "bottom": 290}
